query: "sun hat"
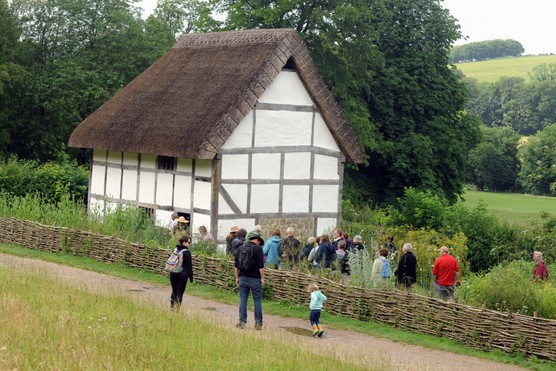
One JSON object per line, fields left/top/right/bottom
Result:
{"left": 229, "top": 226, "right": 239, "bottom": 233}
{"left": 177, "top": 216, "right": 189, "bottom": 223}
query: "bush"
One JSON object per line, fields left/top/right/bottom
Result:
{"left": 464, "top": 260, "right": 556, "bottom": 317}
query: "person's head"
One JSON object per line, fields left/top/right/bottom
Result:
{"left": 307, "top": 282, "right": 319, "bottom": 292}
{"left": 179, "top": 236, "right": 192, "bottom": 246}
{"left": 320, "top": 234, "right": 330, "bottom": 243}
{"left": 387, "top": 235, "right": 394, "bottom": 242}
{"left": 171, "top": 212, "right": 178, "bottom": 220}
{"left": 227, "top": 226, "right": 239, "bottom": 237}
{"left": 236, "top": 228, "right": 247, "bottom": 238}
{"left": 198, "top": 225, "right": 207, "bottom": 235}
{"left": 338, "top": 240, "right": 346, "bottom": 250}
{"left": 246, "top": 231, "right": 265, "bottom": 246}
{"left": 286, "top": 227, "right": 294, "bottom": 236}
{"left": 439, "top": 246, "right": 449, "bottom": 255}
{"left": 332, "top": 229, "right": 342, "bottom": 238}
{"left": 342, "top": 231, "right": 349, "bottom": 239}
{"left": 533, "top": 251, "right": 544, "bottom": 262}
{"left": 307, "top": 236, "right": 316, "bottom": 245}
{"left": 177, "top": 216, "right": 188, "bottom": 225}
{"left": 379, "top": 248, "right": 388, "bottom": 257}
{"left": 353, "top": 235, "right": 363, "bottom": 244}
{"left": 272, "top": 228, "right": 281, "bottom": 237}
{"left": 402, "top": 243, "right": 413, "bottom": 253}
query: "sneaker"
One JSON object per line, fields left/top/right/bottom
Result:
{"left": 236, "top": 322, "right": 246, "bottom": 329}
{"left": 254, "top": 322, "right": 263, "bottom": 330}
{"left": 317, "top": 325, "right": 324, "bottom": 337}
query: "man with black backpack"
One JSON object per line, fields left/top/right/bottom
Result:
{"left": 235, "top": 231, "right": 265, "bottom": 330}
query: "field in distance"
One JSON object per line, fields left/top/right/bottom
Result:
{"left": 462, "top": 189, "right": 556, "bottom": 226}
{"left": 455, "top": 54, "right": 556, "bottom": 83}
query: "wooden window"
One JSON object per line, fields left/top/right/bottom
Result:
{"left": 140, "top": 207, "right": 155, "bottom": 220}
{"left": 157, "top": 156, "right": 177, "bottom": 171}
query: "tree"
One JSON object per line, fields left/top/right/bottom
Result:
{"left": 467, "top": 126, "right": 520, "bottom": 192}
{"left": 518, "top": 124, "right": 556, "bottom": 196}
{"left": 449, "top": 39, "right": 524, "bottom": 63}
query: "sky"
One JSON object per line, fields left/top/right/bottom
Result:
{"left": 138, "top": 0, "right": 556, "bottom": 55}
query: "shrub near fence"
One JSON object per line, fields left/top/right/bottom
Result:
{"left": 1, "top": 217, "right": 555, "bottom": 361}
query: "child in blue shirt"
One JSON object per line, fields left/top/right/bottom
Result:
{"left": 307, "top": 282, "right": 327, "bottom": 337}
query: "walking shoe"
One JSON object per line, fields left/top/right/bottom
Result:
{"left": 317, "top": 324, "right": 324, "bottom": 337}
{"left": 236, "top": 321, "right": 246, "bottom": 329}
{"left": 255, "top": 322, "right": 263, "bottom": 330}
{"left": 311, "top": 324, "right": 319, "bottom": 337}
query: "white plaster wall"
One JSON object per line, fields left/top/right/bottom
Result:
{"left": 123, "top": 152, "right": 137, "bottom": 166}
{"left": 121, "top": 169, "right": 137, "bottom": 201}
{"left": 191, "top": 213, "right": 211, "bottom": 237}
{"left": 251, "top": 184, "right": 279, "bottom": 213}
{"left": 89, "top": 197, "right": 104, "bottom": 216}
{"left": 107, "top": 151, "right": 120, "bottom": 164}
{"left": 141, "top": 154, "right": 156, "bottom": 169}
{"left": 105, "top": 166, "right": 121, "bottom": 199}
{"left": 221, "top": 154, "right": 249, "bottom": 180}
{"left": 283, "top": 152, "right": 311, "bottom": 179}
{"left": 222, "top": 184, "right": 247, "bottom": 213}
{"left": 156, "top": 209, "right": 173, "bottom": 230}
{"left": 174, "top": 174, "right": 192, "bottom": 208}
{"left": 313, "top": 114, "right": 340, "bottom": 152}
{"left": 282, "top": 185, "right": 310, "bottom": 213}
{"left": 156, "top": 173, "right": 174, "bottom": 206}
{"left": 93, "top": 150, "right": 106, "bottom": 162}
{"left": 218, "top": 194, "right": 234, "bottom": 215}
{"left": 252, "top": 153, "right": 280, "bottom": 179}
{"left": 255, "top": 110, "right": 312, "bottom": 147}
{"left": 313, "top": 154, "right": 339, "bottom": 180}
{"left": 317, "top": 217, "right": 337, "bottom": 235}
{"left": 138, "top": 171, "right": 155, "bottom": 204}
{"left": 312, "top": 185, "right": 339, "bottom": 213}
{"left": 221, "top": 111, "right": 253, "bottom": 149}
{"left": 90, "top": 164, "right": 105, "bottom": 195}
{"left": 193, "top": 180, "right": 211, "bottom": 210}
{"left": 258, "top": 71, "right": 314, "bottom": 106}
{"left": 195, "top": 159, "right": 212, "bottom": 177}
{"left": 177, "top": 158, "right": 193, "bottom": 173}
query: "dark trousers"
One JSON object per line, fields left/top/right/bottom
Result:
{"left": 309, "top": 309, "right": 322, "bottom": 326}
{"left": 170, "top": 273, "right": 188, "bottom": 308}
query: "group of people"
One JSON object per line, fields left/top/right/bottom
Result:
{"left": 168, "top": 212, "right": 215, "bottom": 244}
{"left": 168, "top": 222, "right": 550, "bottom": 333}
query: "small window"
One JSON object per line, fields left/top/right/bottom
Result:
{"left": 140, "top": 207, "right": 155, "bottom": 220}
{"left": 157, "top": 156, "right": 177, "bottom": 171}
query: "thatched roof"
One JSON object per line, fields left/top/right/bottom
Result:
{"left": 68, "top": 29, "right": 365, "bottom": 163}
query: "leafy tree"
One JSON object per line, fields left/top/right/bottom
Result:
{"left": 530, "top": 63, "right": 556, "bottom": 81}
{"left": 449, "top": 39, "right": 524, "bottom": 63}
{"left": 467, "top": 126, "right": 520, "bottom": 192}
{"left": 518, "top": 124, "right": 556, "bottom": 196}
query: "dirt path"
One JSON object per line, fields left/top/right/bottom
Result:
{"left": 0, "top": 254, "right": 526, "bottom": 371}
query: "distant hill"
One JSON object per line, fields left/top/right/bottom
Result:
{"left": 454, "top": 55, "right": 556, "bottom": 83}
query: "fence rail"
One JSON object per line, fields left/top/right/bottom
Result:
{"left": 1, "top": 217, "right": 555, "bottom": 361}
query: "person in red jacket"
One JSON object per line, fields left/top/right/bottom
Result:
{"left": 432, "top": 246, "right": 460, "bottom": 301}
{"left": 532, "top": 251, "right": 549, "bottom": 281}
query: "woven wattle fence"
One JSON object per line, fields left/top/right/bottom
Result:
{"left": 1, "top": 217, "right": 555, "bottom": 361}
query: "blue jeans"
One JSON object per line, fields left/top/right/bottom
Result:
{"left": 309, "top": 309, "right": 321, "bottom": 326}
{"left": 239, "top": 276, "right": 263, "bottom": 325}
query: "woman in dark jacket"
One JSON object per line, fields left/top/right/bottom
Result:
{"left": 170, "top": 236, "right": 194, "bottom": 309}
{"left": 395, "top": 243, "right": 417, "bottom": 289}
{"left": 230, "top": 228, "right": 247, "bottom": 257}
{"left": 316, "top": 234, "right": 336, "bottom": 268}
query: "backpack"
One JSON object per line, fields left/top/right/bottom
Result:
{"left": 380, "top": 259, "right": 390, "bottom": 278}
{"left": 237, "top": 244, "right": 254, "bottom": 271}
{"left": 165, "top": 248, "right": 186, "bottom": 273}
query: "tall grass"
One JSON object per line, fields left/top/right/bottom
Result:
{"left": 0, "top": 265, "right": 373, "bottom": 370}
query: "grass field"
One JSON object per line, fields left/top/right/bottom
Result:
{"left": 463, "top": 189, "right": 556, "bottom": 225}
{"left": 455, "top": 54, "right": 556, "bottom": 83}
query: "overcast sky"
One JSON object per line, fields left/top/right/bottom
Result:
{"left": 138, "top": 0, "right": 556, "bottom": 55}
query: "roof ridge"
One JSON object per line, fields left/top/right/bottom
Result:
{"left": 173, "top": 29, "right": 296, "bottom": 49}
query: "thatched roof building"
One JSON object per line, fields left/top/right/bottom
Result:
{"left": 69, "top": 29, "right": 364, "bottom": 164}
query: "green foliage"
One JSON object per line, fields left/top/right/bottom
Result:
{"left": 465, "top": 260, "right": 556, "bottom": 318}
{"left": 389, "top": 188, "right": 448, "bottom": 230}
{"left": 0, "top": 155, "right": 88, "bottom": 203}
{"left": 518, "top": 124, "right": 556, "bottom": 196}
{"left": 449, "top": 39, "right": 524, "bottom": 63}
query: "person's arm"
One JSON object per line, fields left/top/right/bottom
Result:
{"left": 185, "top": 250, "right": 193, "bottom": 282}
{"left": 259, "top": 267, "right": 265, "bottom": 287}
{"left": 235, "top": 267, "right": 240, "bottom": 285}
{"left": 454, "top": 271, "right": 461, "bottom": 286}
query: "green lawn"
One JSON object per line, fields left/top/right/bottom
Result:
{"left": 463, "top": 190, "right": 556, "bottom": 225}
{"left": 455, "top": 55, "right": 556, "bottom": 83}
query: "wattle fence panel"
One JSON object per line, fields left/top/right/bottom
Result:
{"left": 1, "top": 217, "right": 555, "bottom": 361}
